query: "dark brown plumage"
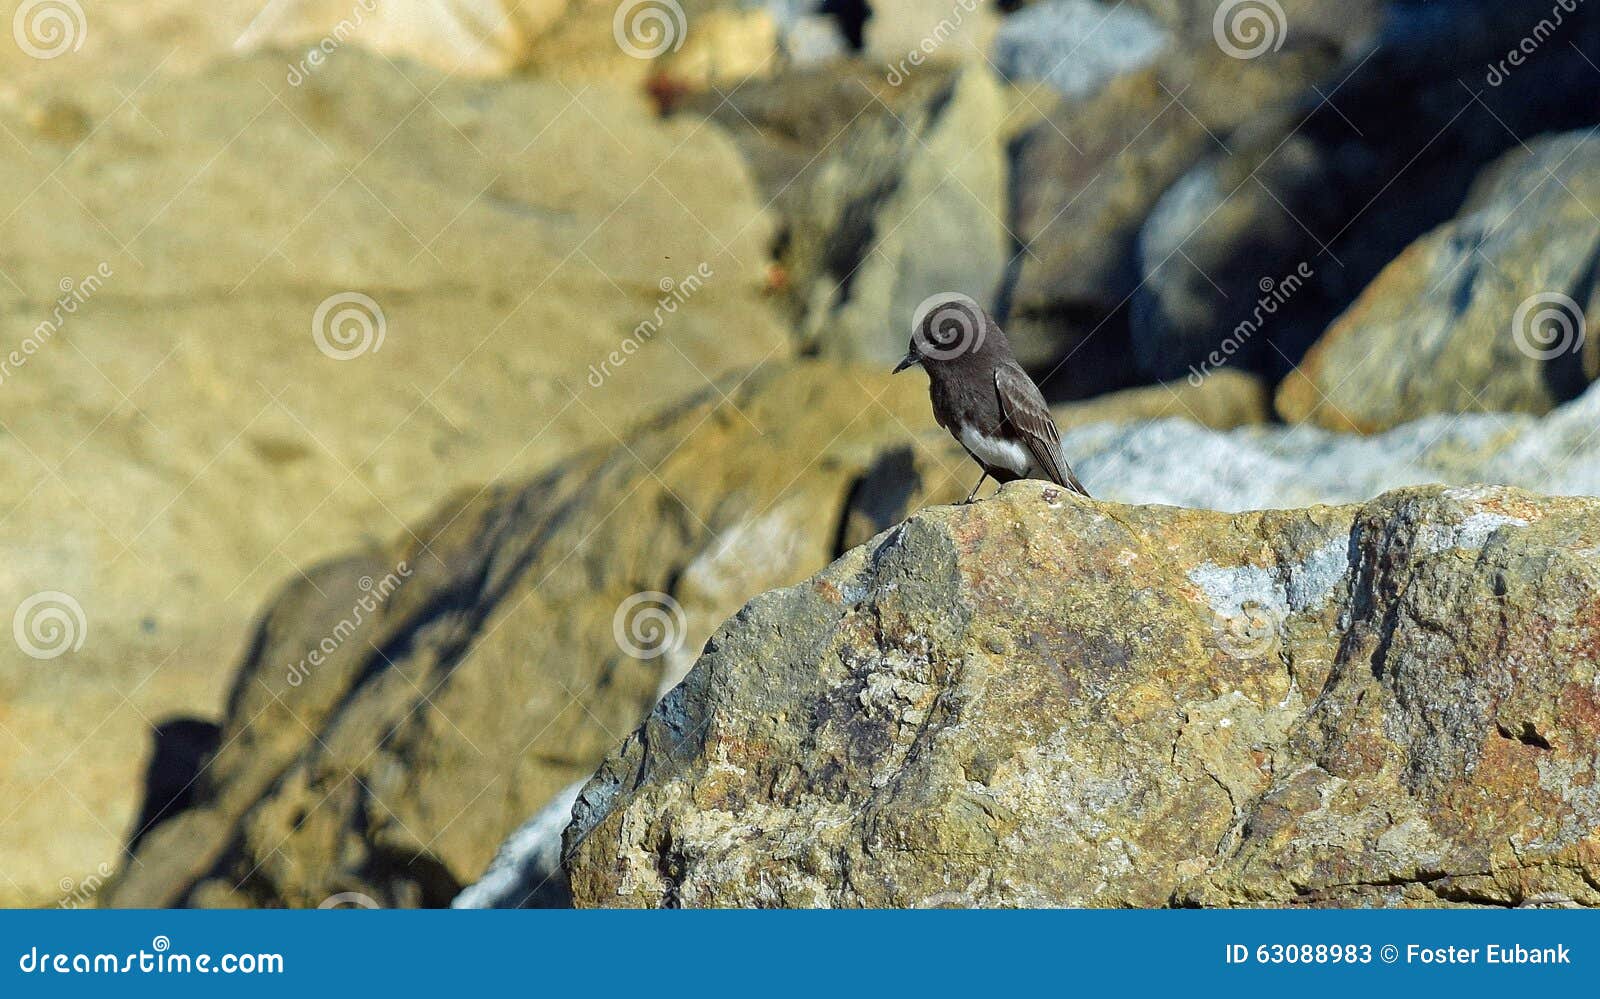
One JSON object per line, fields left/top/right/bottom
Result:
{"left": 894, "top": 295, "right": 1090, "bottom": 501}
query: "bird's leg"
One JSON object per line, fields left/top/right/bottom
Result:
{"left": 963, "top": 471, "right": 990, "bottom": 504}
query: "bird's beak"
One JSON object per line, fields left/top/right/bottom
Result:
{"left": 893, "top": 352, "right": 920, "bottom": 374}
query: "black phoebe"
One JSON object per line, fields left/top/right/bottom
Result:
{"left": 894, "top": 294, "right": 1090, "bottom": 501}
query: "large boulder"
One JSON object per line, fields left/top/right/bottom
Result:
{"left": 1131, "top": 0, "right": 1600, "bottom": 382}
{"left": 104, "top": 363, "right": 931, "bottom": 908}
{"left": 0, "top": 50, "right": 787, "bottom": 907}
{"left": 567, "top": 482, "right": 1600, "bottom": 907}
{"left": 688, "top": 63, "right": 1015, "bottom": 365}
{"left": 1003, "top": 44, "right": 1336, "bottom": 380}
{"left": 1277, "top": 132, "right": 1600, "bottom": 432}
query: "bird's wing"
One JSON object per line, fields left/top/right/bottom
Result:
{"left": 994, "top": 363, "right": 1090, "bottom": 497}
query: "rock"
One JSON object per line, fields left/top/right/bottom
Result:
{"left": 567, "top": 481, "right": 1600, "bottom": 907}
{"left": 104, "top": 363, "right": 932, "bottom": 908}
{"left": 1003, "top": 45, "right": 1336, "bottom": 380}
{"left": 689, "top": 63, "right": 1014, "bottom": 365}
{"left": 452, "top": 780, "right": 584, "bottom": 909}
{"left": 992, "top": 0, "right": 1170, "bottom": 100}
{"left": 1126, "top": 0, "right": 1385, "bottom": 56}
{"left": 0, "top": 50, "right": 788, "bottom": 908}
{"left": 1277, "top": 132, "right": 1600, "bottom": 432}
{"left": 867, "top": 0, "right": 1000, "bottom": 73}
{"left": 840, "top": 369, "right": 1270, "bottom": 546}
{"left": 1130, "top": 0, "right": 1600, "bottom": 382}
{"left": 846, "top": 364, "right": 1600, "bottom": 533}
{"left": 232, "top": 0, "right": 569, "bottom": 77}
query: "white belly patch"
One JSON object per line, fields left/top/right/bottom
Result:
{"left": 959, "top": 425, "right": 1031, "bottom": 476}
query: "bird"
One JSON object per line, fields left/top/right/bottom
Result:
{"left": 894, "top": 294, "right": 1090, "bottom": 502}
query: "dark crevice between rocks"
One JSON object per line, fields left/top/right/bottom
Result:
{"left": 833, "top": 445, "right": 922, "bottom": 557}
{"left": 127, "top": 718, "right": 222, "bottom": 854}
{"left": 1541, "top": 232, "right": 1600, "bottom": 403}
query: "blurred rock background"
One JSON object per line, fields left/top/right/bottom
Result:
{"left": 0, "top": 0, "right": 1596, "bottom": 907}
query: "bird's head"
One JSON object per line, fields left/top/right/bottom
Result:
{"left": 894, "top": 293, "right": 997, "bottom": 375}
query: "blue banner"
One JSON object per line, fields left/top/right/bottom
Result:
{"left": 0, "top": 910, "right": 1591, "bottom": 995}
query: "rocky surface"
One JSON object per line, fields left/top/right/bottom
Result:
{"left": 1131, "top": 0, "right": 1600, "bottom": 383}
{"left": 691, "top": 64, "right": 1016, "bottom": 365}
{"left": 104, "top": 363, "right": 934, "bottom": 908}
{"left": 845, "top": 366, "right": 1600, "bottom": 544}
{"left": 0, "top": 49, "right": 789, "bottom": 907}
{"left": 567, "top": 482, "right": 1600, "bottom": 907}
{"left": 1003, "top": 44, "right": 1336, "bottom": 380}
{"left": 1278, "top": 132, "right": 1600, "bottom": 432}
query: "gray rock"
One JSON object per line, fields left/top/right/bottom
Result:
{"left": 1278, "top": 131, "right": 1600, "bottom": 432}
{"left": 993, "top": 0, "right": 1170, "bottom": 99}
{"left": 1130, "top": 1, "right": 1600, "bottom": 383}
{"left": 844, "top": 368, "right": 1600, "bottom": 532}
{"left": 452, "top": 781, "right": 583, "bottom": 909}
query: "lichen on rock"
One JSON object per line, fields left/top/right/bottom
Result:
{"left": 566, "top": 483, "right": 1600, "bottom": 908}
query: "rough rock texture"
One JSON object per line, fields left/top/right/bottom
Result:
{"left": 1277, "top": 132, "right": 1600, "bottom": 432}
{"left": 568, "top": 482, "right": 1600, "bottom": 907}
{"left": 1004, "top": 45, "right": 1335, "bottom": 380}
{"left": 0, "top": 49, "right": 792, "bottom": 907}
{"left": 1132, "top": 0, "right": 1600, "bottom": 382}
{"left": 689, "top": 64, "right": 1016, "bottom": 365}
{"left": 103, "top": 363, "right": 931, "bottom": 908}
